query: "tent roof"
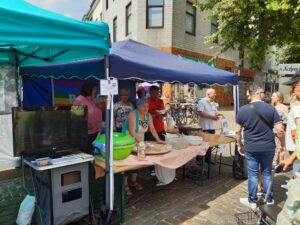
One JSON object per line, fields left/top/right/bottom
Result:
{"left": 21, "top": 39, "right": 238, "bottom": 85}
{"left": 0, "top": 0, "right": 110, "bottom": 66}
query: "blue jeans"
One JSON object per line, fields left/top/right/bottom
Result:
{"left": 245, "top": 151, "right": 274, "bottom": 203}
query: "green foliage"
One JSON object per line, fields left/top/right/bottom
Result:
{"left": 195, "top": 0, "right": 300, "bottom": 69}
{"left": 276, "top": 44, "right": 300, "bottom": 63}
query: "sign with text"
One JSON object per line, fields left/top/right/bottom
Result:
{"left": 278, "top": 63, "right": 300, "bottom": 75}
{"left": 100, "top": 79, "right": 118, "bottom": 95}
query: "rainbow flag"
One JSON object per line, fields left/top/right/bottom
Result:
{"left": 53, "top": 79, "right": 99, "bottom": 105}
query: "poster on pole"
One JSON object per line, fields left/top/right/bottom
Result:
{"left": 100, "top": 79, "right": 118, "bottom": 96}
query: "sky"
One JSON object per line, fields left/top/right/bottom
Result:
{"left": 26, "top": 0, "right": 93, "bottom": 20}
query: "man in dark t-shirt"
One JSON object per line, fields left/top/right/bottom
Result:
{"left": 236, "top": 85, "right": 285, "bottom": 209}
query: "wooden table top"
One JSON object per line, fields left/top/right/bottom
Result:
{"left": 166, "top": 128, "right": 235, "bottom": 147}
{"left": 94, "top": 130, "right": 235, "bottom": 178}
{"left": 196, "top": 131, "right": 236, "bottom": 147}
{"left": 95, "top": 156, "right": 148, "bottom": 175}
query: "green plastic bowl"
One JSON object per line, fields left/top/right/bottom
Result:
{"left": 95, "top": 132, "right": 136, "bottom": 160}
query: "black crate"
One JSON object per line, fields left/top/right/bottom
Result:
{"left": 235, "top": 211, "right": 261, "bottom": 225}
{"left": 235, "top": 211, "right": 275, "bottom": 225}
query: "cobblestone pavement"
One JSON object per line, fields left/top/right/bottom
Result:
{"left": 0, "top": 108, "right": 291, "bottom": 225}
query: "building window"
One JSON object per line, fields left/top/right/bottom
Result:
{"left": 146, "top": 0, "right": 164, "bottom": 28}
{"left": 106, "top": 0, "right": 109, "bottom": 10}
{"left": 113, "top": 17, "right": 117, "bottom": 42}
{"left": 186, "top": 1, "right": 196, "bottom": 35}
{"left": 211, "top": 17, "right": 218, "bottom": 43}
{"left": 126, "top": 2, "right": 132, "bottom": 35}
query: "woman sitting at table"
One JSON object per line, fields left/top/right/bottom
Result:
{"left": 122, "top": 97, "right": 164, "bottom": 195}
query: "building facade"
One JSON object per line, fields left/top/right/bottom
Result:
{"left": 84, "top": 0, "right": 255, "bottom": 106}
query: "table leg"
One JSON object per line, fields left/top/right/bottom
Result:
{"left": 207, "top": 158, "right": 211, "bottom": 179}
{"left": 182, "top": 165, "right": 186, "bottom": 179}
{"left": 207, "top": 148, "right": 215, "bottom": 179}
{"left": 219, "top": 153, "right": 222, "bottom": 174}
{"left": 198, "top": 156, "right": 204, "bottom": 178}
{"left": 119, "top": 172, "right": 125, "bottom": 223}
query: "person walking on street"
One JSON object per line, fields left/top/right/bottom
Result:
{"left": 281, "top": 75, "right": 300, "bottom": 173}
{"left": 236, "top": 85, "right": 285, "bottom": 209}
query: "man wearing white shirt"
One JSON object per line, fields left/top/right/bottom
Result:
{"left": 197, "top": 88, "right": 219, "bottom": 163}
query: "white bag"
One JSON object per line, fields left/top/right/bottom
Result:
{"left": 16, "top": 195, "right": 36, "bottom": 225}
{"left": 166, "top": 114, "right": 175, "bottom": 129}
{"left": 155, "top": 165, "right": 176, "bottom": 185}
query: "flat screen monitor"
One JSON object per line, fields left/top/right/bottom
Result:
{"left": 12, "top": 106, "right": 88, "bottom": 157}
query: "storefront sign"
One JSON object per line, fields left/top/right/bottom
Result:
{"left": 100, "top": 79, "right": 118, "bottom": 95}
{"left": 179, "top": 55, "right": 217, "bottom": 67}
{"left": 278, "top": 63, "right": 300, "bottom": 75}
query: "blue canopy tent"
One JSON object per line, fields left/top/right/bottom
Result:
{"left": 21, "top": 39, "right": 239, "bottom": 116}
{"left": 21, "top": 39, "right": 238, "bottom": 112}
{"left": 21, "top": 39, "right": 237, "bottom": 85}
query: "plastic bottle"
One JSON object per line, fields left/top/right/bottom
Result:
{"left": 137, "top": 142, "right": 146, "bottom": 160}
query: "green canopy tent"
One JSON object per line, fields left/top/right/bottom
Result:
{"left": 0, "top": 0, "right": 109, "bottom": 66}
{"left": 0, "top": 0, "right": 115, "bottom": 220}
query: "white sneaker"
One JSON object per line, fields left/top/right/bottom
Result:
{"left": 240, "top": 198, "right": 257, "bottom": 209}
{"left": 257, "top": 191, "right": 263, "bottom": 197}
{"left": 266, "top": 200, "right": 275, "bottom": 205}
{"left": 150, "top": 170, "right": 156, "bottom": 176}
{"left": 156, "top": 182, "right": 167, "bottom": 186}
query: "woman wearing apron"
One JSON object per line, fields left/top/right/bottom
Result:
{"left": 123, "top": 97, "right": 164, "bottom": 195}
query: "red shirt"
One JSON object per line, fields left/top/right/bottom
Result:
{"left": 147, "top": 97, "right": 165, "bottom": 132}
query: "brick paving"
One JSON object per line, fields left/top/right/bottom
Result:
{"left": 0, "top": 170, "right": 27, "bottom": 225}
{"left": 0, "top": 159, "right": 290, "bottom": 225}
{"left": 0, "top": 108, "right": 291, "bottom": 225}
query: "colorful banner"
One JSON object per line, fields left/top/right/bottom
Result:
{"left": 53, "top": 79, "right": 99, "bottom": 105}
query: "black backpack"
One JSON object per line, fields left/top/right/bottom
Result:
{"left": 232, "top": 149, "right": 248, "bottom": 179}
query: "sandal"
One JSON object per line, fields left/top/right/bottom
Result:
{"left": 125, "top": 185, "right": 133, "bottom": 196}
{"left": 130, "top": 181, "right": 143, "bottom": 190}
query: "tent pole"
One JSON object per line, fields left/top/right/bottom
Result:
{"left": 51, "top": 77, "right": 55, "bottom": 106}
{"left": 104, "top": 55, "right": 114, "bottom": 211}
{"left": 109, "top": 94, "right": 114, "bottom": 210}
{"left": 233, "top": 85, "right": 239, "bottom": 116}
{"left": 14, "top": 53, "right": 22, "bottom": 107}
